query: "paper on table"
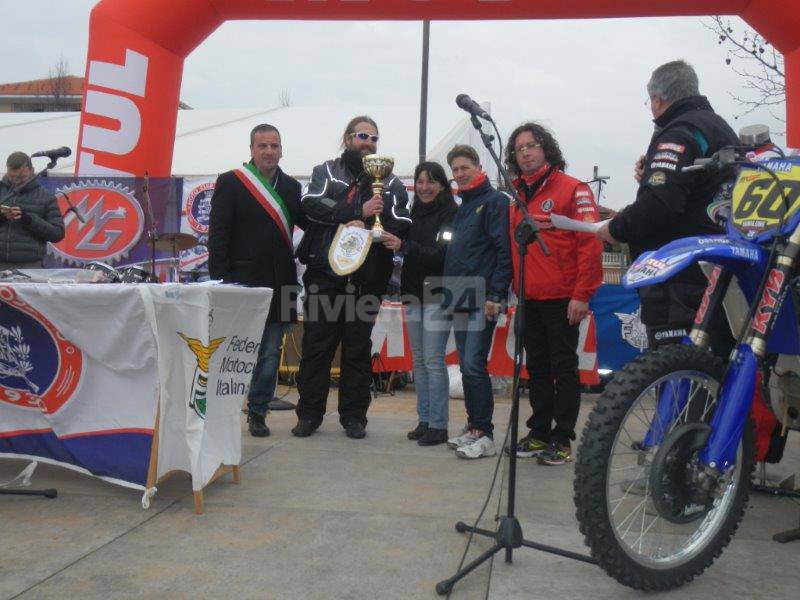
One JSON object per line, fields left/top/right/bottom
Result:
{"left": 550, "top": 213, "right": 611, "bottom": 234}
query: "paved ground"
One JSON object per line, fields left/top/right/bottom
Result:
{"left": 1, "top": 387, "right": 799, "bottom": 599}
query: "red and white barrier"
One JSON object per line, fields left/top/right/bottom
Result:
{"left": 371, "top": 303, "right": 599, "bottom": 385}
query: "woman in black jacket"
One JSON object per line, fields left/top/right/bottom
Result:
{"left": 382, "top": 162, "right": 457, "bottom": 446}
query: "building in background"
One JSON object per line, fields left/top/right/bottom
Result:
{"left": 0, "top": 76, "right": 192, "bottom": 113}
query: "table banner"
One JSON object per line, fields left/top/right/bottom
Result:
{"left": 0, "top": 283, "right": 271, "bottom": 496}
{"left": 148, "top": 285, "right": 271, "bottom": 491}
{"left": 0, "top": 283, "right": 159, "bottom": 488}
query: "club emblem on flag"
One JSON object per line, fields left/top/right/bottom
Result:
{"left": 49, "top": 180, "right": 145, "bottom": 265}
{"left": 614, "top": 307, "right": 648, "bottom": 351}
{"left": 178, "top": 333, "right": 226, "bottom": 419}
{"left": 0, "top": 286, "right": 84, "bottom": 413}
{"left": 329, "top": 224, "right": 372, "bottom": 275}
{"left": 185, "top": 181, "right": 215, "bottom": 234}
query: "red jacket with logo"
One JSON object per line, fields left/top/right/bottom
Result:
{"left": 508, "top": 167, "right": 603, "bottom": 302}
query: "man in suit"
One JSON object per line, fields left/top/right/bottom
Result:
{"left": 208, "top": 124, "right": 305, "bottom": 437}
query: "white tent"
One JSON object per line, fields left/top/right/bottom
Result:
{"left": 0, "top": 103, "right": 496, "bottom": 181}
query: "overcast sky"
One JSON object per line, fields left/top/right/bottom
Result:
{"left": 1, "top": 1, "right": 786, "bottom": 209}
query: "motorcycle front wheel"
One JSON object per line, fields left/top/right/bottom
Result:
{"left": 574, "top": 344, "right": 754, "bottom": 591}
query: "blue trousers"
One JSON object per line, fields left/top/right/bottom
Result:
{"left": 405, "top": 303, "right": 451, "bottom": 429}
{"left": 453, "top": 309, "right": 497, "bottom": 437}
{"left": 247, "top": 321, "right": 289, "bottom": 417}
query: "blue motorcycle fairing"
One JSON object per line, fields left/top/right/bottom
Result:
{"left": 623, "top": 236, "right": 767, "bottom": 289}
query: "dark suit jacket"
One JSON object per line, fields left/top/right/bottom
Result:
{"left": 208, "top": 164, "right": 305, "bottom": 322}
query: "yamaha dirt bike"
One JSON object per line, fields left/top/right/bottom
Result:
{"left": 574, "top": 129, "right": 800, "bottom": 591}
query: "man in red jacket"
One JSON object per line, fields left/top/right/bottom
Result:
{"left": 506, "top": 123, "right": 603, "bottom": 465}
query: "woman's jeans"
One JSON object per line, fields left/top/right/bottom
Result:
{"left": 405, "top": 302, "right": 451, "bottom": 429}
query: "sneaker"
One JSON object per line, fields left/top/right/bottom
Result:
{"left": 247, "top": 413, "right": 270, "bottom": 438}
{"left": 344, "top": 421, "right": 367, "bottom": 439}
{"left": 504, "top": 432, "right": 548, "bottom": 458}
{"left": 447, "top": 426, "right": 477, "bottom": 450}
{"left": 417, "top": 428, "right": 448, "bottom": 447}
{"left": 407, "top": 422, "right": 428, "bottom": 440}
{"left": 537, "top": 441, "right": 572, "bottom": 465}
{"left": 455, "top": 435, "right": 496, "bottom": 459}
{"left": 291, "top": 419, "right": 318, "bottom": 438}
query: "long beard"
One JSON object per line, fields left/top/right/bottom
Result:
{"left": 342, "top": 149, "right": 366, "bottom": 176}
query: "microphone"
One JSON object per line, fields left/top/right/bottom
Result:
{"left": 31, "top": 146, "right": 72, "bottom": 160}
{"left": 455, "top": 94, "right": 491, "bottom": 120}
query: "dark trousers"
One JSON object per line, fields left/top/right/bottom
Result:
{"left": 640, "top": 280, "right": 733, "bottom": 357}
{"left": 523, "top": 299, "right": 581, "bottom": 445}
{"left": 295, "top": 272, "right": 380, "bottom": 428}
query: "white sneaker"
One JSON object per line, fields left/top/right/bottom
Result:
{"left": 447, "top": 427, "right": 477, "bottom": 449}
{"left": 455, "top": 436, "right": 496, "bottom": 459}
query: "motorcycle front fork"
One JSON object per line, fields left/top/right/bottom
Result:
{"left": 639, "top": 266, "right": 758, "bottom": 472}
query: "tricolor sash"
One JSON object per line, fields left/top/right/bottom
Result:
{"left": 233, "top": 163, "right": 293, "bottom": 248}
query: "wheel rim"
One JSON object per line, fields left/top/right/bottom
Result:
{"left": 603, "top": 370, "right": 743, "bottom": 569}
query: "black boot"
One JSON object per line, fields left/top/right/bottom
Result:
{"left": 344, "top": 421, "right": 367, "bottom": 439}
{"left": 247, "top": 413, "right": 270, "bottom": 437}
{"left": 407, "top": 421, "right": 428, "bottom": 440}
{"left": 291, "top": 419, "right": 318, "bottom": 438}
{"left": 417, "top": 428, "right": 448, "bottom": 446}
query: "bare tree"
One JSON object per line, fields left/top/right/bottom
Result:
{"left": 43, "top": 55, "right": 72, "bottom": 109}
{"left": 278, "top": 88, "right": 292, "bottom": 108}
{"left": 704, "top": 16, "right": 785, "bottom": 123}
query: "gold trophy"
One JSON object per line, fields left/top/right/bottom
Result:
{"left": 362, "top": 154, "right": 394, "bottom": 239}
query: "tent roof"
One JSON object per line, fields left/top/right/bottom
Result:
{"left": 0, "top": 104, "right": 495, "bottom": 179}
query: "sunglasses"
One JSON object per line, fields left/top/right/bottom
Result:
{"left": 351, "top": 132, "right": 379, "bottom": 143}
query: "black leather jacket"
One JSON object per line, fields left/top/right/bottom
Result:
{"left": 297, "top": 155, "right": 411, "bottom": 292}
{"left": 609, "top": 95, "right": 738, "bottom": 283}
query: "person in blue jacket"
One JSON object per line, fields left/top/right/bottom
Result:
{"left": 442, "top": 144, "right": 512, "bottom": 459}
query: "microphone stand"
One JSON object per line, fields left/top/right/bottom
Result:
{"left": 1, "top": 155, "right": 60, "bottom": 205}
{"left": 56, "top": 191, "right": 84, "bottom": 224}
{"left": 140, "top": 171, "right": 159, "bottom": 282}
{"left": 436, "top": 113, "right": 595, "bottom": 596}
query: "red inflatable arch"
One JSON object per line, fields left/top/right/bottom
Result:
{"left": 76, "top": 0, "right": 799, "bottom": 177}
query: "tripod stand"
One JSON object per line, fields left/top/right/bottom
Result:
{"left": 0, "top": 463, "right": 57, "bottom": 499}
{"left": 436, "top": 113, "right": 595, "bottom": 595}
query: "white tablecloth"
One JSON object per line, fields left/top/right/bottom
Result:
{"left": 0, "top": 282, "right": 271, "bottom": 495}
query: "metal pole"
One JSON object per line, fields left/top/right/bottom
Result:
{"left": 419, "top": 20, "right": 430, "bottom": 164}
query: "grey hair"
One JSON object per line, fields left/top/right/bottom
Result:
{"left": 647, "top": 60, "right": 699, "bottom": 103}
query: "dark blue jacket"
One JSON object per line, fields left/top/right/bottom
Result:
{"left": 443, "top": 176, "right": 512, "bottom": 309}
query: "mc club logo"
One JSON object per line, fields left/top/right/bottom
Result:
{"left": 0, "top": 286, "right": 84, "bottom": 414}
{"left": 49, "top": 180, "right": 144, "bottom": 265}
{"left": 185, "top": 181, "right": 214, "bottom": 234}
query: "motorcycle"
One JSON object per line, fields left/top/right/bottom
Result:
{"left": 574, "top": 125, "right": 800, "bottom": 590}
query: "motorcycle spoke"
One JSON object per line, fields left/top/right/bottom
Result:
{"left": 603, "top": 367, "right": 741, "bottom": 567}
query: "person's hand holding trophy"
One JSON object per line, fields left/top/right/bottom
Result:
{"left": 362, "top": 154, "right": 394, "bottom": 239}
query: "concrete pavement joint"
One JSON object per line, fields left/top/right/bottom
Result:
{"left": 8, "top": 441, "right": 285, "bottom": 599}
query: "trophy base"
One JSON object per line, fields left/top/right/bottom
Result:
{"left": 371, "top": 228, "right": 384, "bottom": 240}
